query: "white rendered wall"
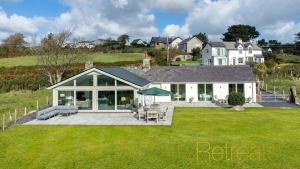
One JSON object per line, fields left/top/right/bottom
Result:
{"left": 213, "top": 83, "right": 229, "bottom": 99}
{"left": 186, "top": 83, "right": 198, "bottom": 102}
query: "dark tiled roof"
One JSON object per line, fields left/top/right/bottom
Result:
{"left": 127, "top": 66, "right": 257, "bottom": 83}
{"left": 208, "top": 42, "right": 226, "bottom": 47}
{"left": 97, "top": 67, "right": 150, "bottom": 87}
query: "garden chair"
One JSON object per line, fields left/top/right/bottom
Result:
{"left": 137, "top": 107, "right": 146, "bottom": 120}
{"left": 159, "top": 107, "right": 168, "bottom": 121}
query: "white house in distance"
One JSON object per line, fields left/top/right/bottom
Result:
{"left": 169, "top": 37, "right": 182, "bottom": 49}
{"left": 131, "top": 39, "right": 148, "bottom": 46}
{"left": 179, "top": 36, "right": 203, "bottom": 53}
{"left": 48, "top": 66, "right": 257, "bottom": 113}
{"left": 202, "top": 39, "right": 264, "bottom": 66}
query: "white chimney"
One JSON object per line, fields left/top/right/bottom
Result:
{"left": 85, "top": 61, "right": 93, "bottom": 70}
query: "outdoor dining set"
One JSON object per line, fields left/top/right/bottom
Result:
{"left": 136, "top": 104, "right": 168, "bottom": 123}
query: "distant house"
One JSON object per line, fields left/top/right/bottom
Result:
{"left": 131, "top": 39, "right": 148, "bottom": 46}
{"left": 150, "top": 37, "right": 182, "bottom": 50}
{"left": 93, "top": 39, "right": 108, "bottom": 46}
{"left": 169, "top": 37, "right": 182, "bottom": 49}
{"left": 202, "top": 39, "right": 264, "bottom": 66}
{"left": 75, "top": 41, "right": 95, "bottom": 49}
{"left": 179, "top": 37, "right": 203, "bottom": 53}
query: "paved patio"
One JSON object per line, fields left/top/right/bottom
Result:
{"left": 25, "top": 105, "right": 174, "bottom": 126}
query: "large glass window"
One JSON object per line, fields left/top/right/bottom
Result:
{"left": 229, "top": 84, "right": 236, "bottom": 93}
{"left": 237, "top": 84, "right": 244, "bottom": 94}
{"left": 76, "top": 91, "right": 93, "bottom": 110}
{"left": 117, "top": 80, "right": 130, "bottom": 86}
{"left": 98, "top": 91, "right": 115, "bottom": 110}
{"left": 206, "top": 84, "right": 213, "bottom": 101}
{"left": 229, "top": 84, "right": 244, "bottom": 94}
{"left": 76, "top": 75, "right": 93, "bottom": 86}
{"left": 58, "top": 91, "right": 74, "bottom": 106}
{"left": 117, "top": 90, "right": 134, "bottom": 110}
{"left": 171, "top": 84, "right": 186, "bottom": 101}
{"left": 61, "top": 80, "right": 74, "bottom": 86}
{"left": 198, "top": 84, "right": 205, "bottom": 101}
{"left": 198, "top": 84, "right": 213, "bottom": 101}
{"left": 98, "top": 75, "right": 115, "bottom": 86}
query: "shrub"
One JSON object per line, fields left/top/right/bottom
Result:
{"left": 175, "top": 58, "right": 181, "bottom": 61}
{"left": 228, "top": 92, "right": 245, "bottom": 106}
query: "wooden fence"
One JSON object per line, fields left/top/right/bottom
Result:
{"left": 1, "top": 96, "right": 51, "bottom": 132}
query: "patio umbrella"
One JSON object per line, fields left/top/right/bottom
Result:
{"left": 137, "top": 87, "right": 172, "bottom": 104}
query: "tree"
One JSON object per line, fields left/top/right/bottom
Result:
{"left": 268, "top": 40, "right": 281, "bottom": 45}
{"left": 38, "top": 31, "right": 82, "bottom": 85}
{"left": 223, "top": 24, "right": 260, "bottom": 41}
{"left": 3, "top": 33, "right": 27, "bottom": 48}
{"left": 118, "top": 34, "right": 129, "bottom": 45}
{"left": 193, "top": 32, "right": 208, "bottom": 46}
{"left": 257, "top": 39, "right": 268, "bottom": 47}
{"left": 253, "top": 63, "right": 267, "bottom": 81}
{"left": 191, "top": 47, "right": 201, "bottom": 61}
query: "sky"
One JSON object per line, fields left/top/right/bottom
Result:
{"left": 0, "top": 0, "right": 300, "bottom": 44}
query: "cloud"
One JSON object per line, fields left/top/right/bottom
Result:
{"left": 163, "top": 24, "right": 189, "bottom": 37}
{"left": 262, "top": 21, "right": 300, "bottom": 42}
{"left": 167, "top": 0, "right": 300, "bottom": 42}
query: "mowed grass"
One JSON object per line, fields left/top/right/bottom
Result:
{"left": 0, "top": 90, "right": 51, "bottom": 115}
{"left": 1, "top": 107, "right": 300, "bottom": 168}
{"left": 0, "top": 53, "right": 144, "bottom": 68}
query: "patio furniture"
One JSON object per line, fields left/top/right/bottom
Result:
{"left": 146, "top": 110, "right": 159, "bottom": 123}
{"left": 137, "top": 107, "right": 147, "bottom": 120}
{"left": 138, "top": 87, "right": 172, "bottom": 104}
{"left": 159, "top": 107, "right": 168, "bottom": 121}
{"left": 36, "top": 106, "right": 78, "bottom": 120}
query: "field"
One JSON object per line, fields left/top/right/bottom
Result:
{"left": 276, "top": 53, "right": 300, "bottom": 63}
{"left": 0, "top": 53, "right": 144, "bottom": 68}
{"left": 0, "top": 90, "right": 51, "bottom": 115}
{"left": 1, "top": 107, "right": 300, "bottom": 168}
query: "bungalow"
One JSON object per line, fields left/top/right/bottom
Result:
{"left": 48, "top": 66, "right": 257, "bottom": 112}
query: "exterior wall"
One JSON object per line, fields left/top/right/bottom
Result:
{"left": 201, "top": 45, "right": 213, "bottom": 65}
{"left": 213, "top": 83, "right": 229, "bottom": 100}
{"left": 153, "top": 42, "right": 166, "bottom": 49}
{"left": 187, "top": 37, "right": 203, "bottom": 53}
{"left": 186, "top": 83, "right": 198, "bottom": 102}
{"left": 228, "top": 49, "right": 263, "bottom": 65}
{"left": 171, "top": 38, "right": 182, "bottom": 49}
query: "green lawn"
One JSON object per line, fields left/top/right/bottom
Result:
{"left": 1, "top": 107, "right": 300, "bottom": 168}
{"left": 0, "top": 53, "right": 144, "bottom": 68}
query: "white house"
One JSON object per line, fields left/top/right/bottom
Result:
{"left": 202, "top": 39, "right": 264, "bottom": 66}
{"left": 131, "top": 39, "right": 148, "bottom": 46}
{"left": 179, "top": 37, "right": 203, "bottom": 53}
{"left": 48, "top": 66, "right": 257, "bottom": 112}
{"left": 169, "top": 37, "right": 182, "bottom": 49}
{"left": 75, "top": 41, "right": 95, "bottom": 49}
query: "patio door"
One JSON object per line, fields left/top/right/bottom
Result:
{"left": 98, "top": 91, "right": 115, "bottom": 110}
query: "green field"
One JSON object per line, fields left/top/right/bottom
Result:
{"left": 1, "top": 107, "right": 300, "bottom": 168}
{"left": 0, "top": 90, "right": 51, "bottom": 115}
{"left": 0, "top": 53, "right": 144, "bottom": 68}
{"left": 276, "top": 54, "right": 300, "bottom": 63}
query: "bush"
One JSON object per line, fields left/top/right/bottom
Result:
{"left": 228, "top": 92, "right": 245, "bottom": 106}
{"left": 175, "top": 58, "right": 181, "bottom": 61}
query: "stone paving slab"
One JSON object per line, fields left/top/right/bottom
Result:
{"left": 25, "top": 106, "right": 174, "bottom": 126}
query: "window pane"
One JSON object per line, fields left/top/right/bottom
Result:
{"left": 117, "top": 90, "right": 134, "bottom": 110}
{"left": 238, "top": 58, "right": 243, "bottom": 63}
{"left": 98, "top": 91, "right": 115, "bottom": 110}
{"left": 76, "top": 91, "right": 93, "bottom": 110}
{"left": 198, "top": 84, "right": 205, "bottom": 101}
{"left": 98, "top": 75, "right": 115, "bottom": 86}
{"left": 117, "top": 80, "right": 129, "bottom": 86}
{"left": 218, "top": 59, "right": 222, "bottom": 65}
{"left": 237, "top": 84, "right": 244, "bottom": 94}
{"left": 178, "top": 84, "right": 186, "bottom": 101}
{"left": 58, "top": 91, "right": 74, "bottom": 106}
{"left": 229, "top": 84, "right": 236, "bottom": 93}
{"left": 171, "top": 84, "right": 178, "bottom": 101}
{"left": 206, "top": 84, "right": 213, "bottom": 101}
{"left": 76, "top": 75, "right": 93, "bottom": 86}
{"left": 61, "top": 80, "right": 74, "bottom": 86}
